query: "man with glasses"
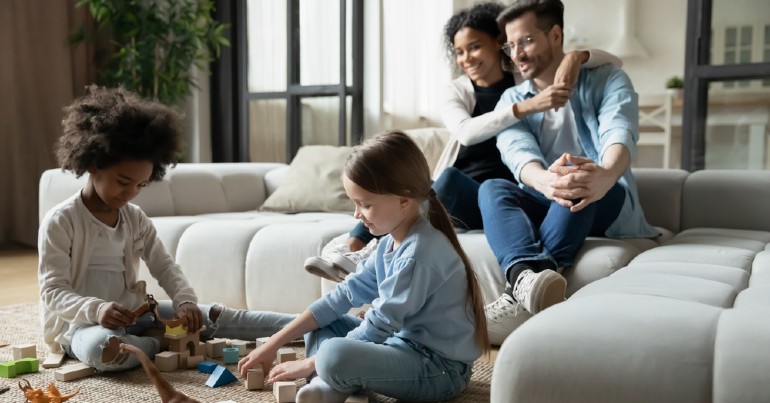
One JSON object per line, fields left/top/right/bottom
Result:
{"left": 481, "top": 0, "right": 658, "bottom": 335}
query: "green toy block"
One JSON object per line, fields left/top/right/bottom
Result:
{"left": 0, "top": 358, "right": 39, "bottom": 378}
{"left": 15, "top": 358, "right": 39, "bottom": 374}
{"left": 0, "top": 362, "right": 16, "bottom": 378}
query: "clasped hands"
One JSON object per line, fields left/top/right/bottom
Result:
{"left": 539, "top": 153, "right": 616, "bottom": 213}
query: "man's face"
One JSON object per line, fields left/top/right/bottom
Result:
{"left": 504, "top": 11, "right": 556, "bottom": 80}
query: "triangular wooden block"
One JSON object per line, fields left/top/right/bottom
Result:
{"left": 205, "top": 365, "right": 237, "bottom": 388}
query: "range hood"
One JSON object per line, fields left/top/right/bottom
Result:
{"left": 607, "top": 0, "right": 649, "bottom": 58}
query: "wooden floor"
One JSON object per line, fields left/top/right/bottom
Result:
{"left": 0, "top": 245, "right": 39, "bottom": 306}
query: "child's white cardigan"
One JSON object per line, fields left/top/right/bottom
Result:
{"left": 38, "top": 191, "right": 197, "bottom": 353}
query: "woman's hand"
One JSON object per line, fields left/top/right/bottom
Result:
{"left": 347, "top": 237, "right": 366, "bottom": 252}
{"left": 97, "top": 302, "right": 136, "bottom": 329}
{"left": 238, "top": 344, "right": 277, "bottom": 379}
{"left": 515, "top": 84, "right": 572, "bottom": 117}
{"left": 267, "top": 357, "right": 316, "bottom": 383}
{"left": 176, "top": 303, "right": 203, "bottom": 332}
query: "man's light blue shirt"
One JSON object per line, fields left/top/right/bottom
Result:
{"left": 494, "top": 63, "right": 658, "bottom": 238}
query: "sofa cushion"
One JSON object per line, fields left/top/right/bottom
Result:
{"left": 261, "top": 145, "right": 355, "bottom": 213}
{"left": 713, "top": 308, "right": 770, "bottom": 403}
{"left": 492, "top": 294, "right": 721, "bottom": 403}
{"left": 682, "top": 170, "right": 770, "bottom": 232}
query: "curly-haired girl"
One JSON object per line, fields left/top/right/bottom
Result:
{"left": 39, "top": 86, "right": 294, "bottom": 372}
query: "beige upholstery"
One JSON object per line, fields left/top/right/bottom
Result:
{"left": 492, "top": 170, "right": 770, "bottom": 403}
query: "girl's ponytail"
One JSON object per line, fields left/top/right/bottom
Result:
{"left": 427, "top": 190, "right": 490, "bottom": 354}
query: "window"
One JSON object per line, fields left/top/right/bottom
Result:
{"left": 212, "top": 0, "right": 363, "bottom": 163}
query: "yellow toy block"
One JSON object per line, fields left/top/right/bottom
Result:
{"left": 165, "top": 324, "right": 188, "bottom": 336}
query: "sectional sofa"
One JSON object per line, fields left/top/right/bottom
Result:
{"left": 492, "top": 169, "right": 770, "bottom": 402}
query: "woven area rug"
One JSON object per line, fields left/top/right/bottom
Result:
{"left": 0, "top": 302, "right": 492, "bottom": 402}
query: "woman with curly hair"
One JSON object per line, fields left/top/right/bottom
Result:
{"left": 38, "top": 86, "right": 295, "bottom": 372}
{"left": 305, "top": 2, "right": 621, "bottom": 345}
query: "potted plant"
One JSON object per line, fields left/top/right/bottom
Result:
{"left": 665, "top": 75, "right": 684, "bottom": 101}
{"left": 70, "top": 0, "right": 229, "bottom": 107}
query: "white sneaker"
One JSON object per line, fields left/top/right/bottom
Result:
{"left": 484, "top": 292, "right": 532, "bottom": 345}
{"left": 329, "top": 237, "right": 378, "bottom": 279}
{"left": 304, "top": 256, "right": 342, "bottom": 282}
{"left": 512, "top": 269, "right": 567, "bottom": 314}
{"left": 304, "top": 233, "right": 351, "bottom": 282}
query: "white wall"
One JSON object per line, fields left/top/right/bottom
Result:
{"left": 563, "top": 0, "right": 688, "bottom": 96}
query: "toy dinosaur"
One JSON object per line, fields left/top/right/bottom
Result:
{"left": 120, "top": 343, "right": 201, "bottom": 403}
{"left": 18, "top": 379, "right": 80, "bottom": 403}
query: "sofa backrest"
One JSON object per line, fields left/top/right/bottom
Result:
{"left": 682, "top": 169, "right": 770, "bottom": 232}
{"left": 39, "top": 163, "right": 286, "bottom": 221}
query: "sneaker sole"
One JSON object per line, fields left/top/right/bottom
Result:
{"left": 529, "top": 270, "right": 567, "bottom": 314}
{"left": 304, "top": 257, "right": 342, "bottom": 282}
{"left": 330, "top": 255, "right": 357, "bottom": 276}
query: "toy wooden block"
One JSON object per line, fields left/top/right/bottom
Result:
{"left": 276, "top": 348, "right": 296, "bottom": 364}
{"left": 0, "top": 358, "right": 39, "bottom": 378}
{"left": 273, "top": 381, "right": 296, "bottom": 403}
{"left": 54, "top": 362, "right": 95, "bottom": 381}
{"left": 345, "top": 395, "right": 369, "bottom": 403}
{"left": 12, "top": 344, "right": 36, "bottom": 360}
{"left": 165, "top": 324, "right": 187, "bottom": 336}
{"left": 246, "top": 367, "right": 264, "bottom": 390}
{"left": 0, "top": 362, "right": 15, "bottom": 378}
{"left": 41, "top": 352, "right": 65, "bottom": 369}
{"left": 177, "top": 350, "right": 190, "bottom": 369}
{"left": 14, "top": 358, "right": 39, "bottom": 374}
{"left": 167, "top": 331, "right": 202, "bottom": 355}
{"left": 255, "top": 336, "right": 270, "bottom": 347}
{"left": 222, "top": 347, "right": 239, "bottom": 364}
{"left": 206, "top": 339, "right": 226, "bottom": 358}
{"left": 230, "top": 340, "right": 248, "bottom": 356}
{"left": 198, "top": 360, "right": 218, "bottom": 374}
{"left": 155, "top": 351, "right": 179, "bottom": 372}
{"left": 186, "top": 354, "right": 204, "bottom": 370}
{"left": 205, "top": 365, "right": 237, "bottom": 388}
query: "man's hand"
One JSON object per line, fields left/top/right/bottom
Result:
{"left": 97, "top": 302, "right": 136, "bottom": 329}
{"left": 267, "top": 357, "right": 316, "bottom": 383}
{"left": 176, "top": 303, "right": 203, "bottom": 332}
{"left": 549, "top": 153, "right": 616, "bottom": 212}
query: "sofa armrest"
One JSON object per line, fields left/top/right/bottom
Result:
{"left": 632, "top": 168, "right": 688, "bottom": 233}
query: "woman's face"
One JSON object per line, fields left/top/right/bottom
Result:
{"left": 453, "top": 27, "right": 504, "bottom": 87}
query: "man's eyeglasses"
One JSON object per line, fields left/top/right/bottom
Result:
{"left": 501, "top": 26, "right": 553, "bottom": 57}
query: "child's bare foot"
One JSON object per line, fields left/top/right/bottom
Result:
{"left": 101, "top": 336, "right": 129, "bottom": 365}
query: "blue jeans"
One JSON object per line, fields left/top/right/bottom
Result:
{"left": 305, "top": 315, "right": 472, "bottom": 401}
{"left": 478, "top": 179, "right": 625, "bottom": 278}
{"left": 64, "top": 301, "right": 295, "bottom": 372}
{"left": 349, "top": 167, "right": 489, "bottom": 242}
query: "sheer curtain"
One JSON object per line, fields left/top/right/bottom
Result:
{"left": 372, "top": 0, "right": 453, "bottom": 134}
{"left": 0, "top": 0, "right": 95, "bottom": 247}
{"left": 245, "top": 0, "right": 453, "bottom": 158}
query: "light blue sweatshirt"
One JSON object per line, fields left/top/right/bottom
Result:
{"left": 309, "top": 217, "right": 482, "bottom": 364}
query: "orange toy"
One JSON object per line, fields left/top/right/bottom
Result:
{"left": 18, "top": 379, "right": 80, "bottom": 403}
